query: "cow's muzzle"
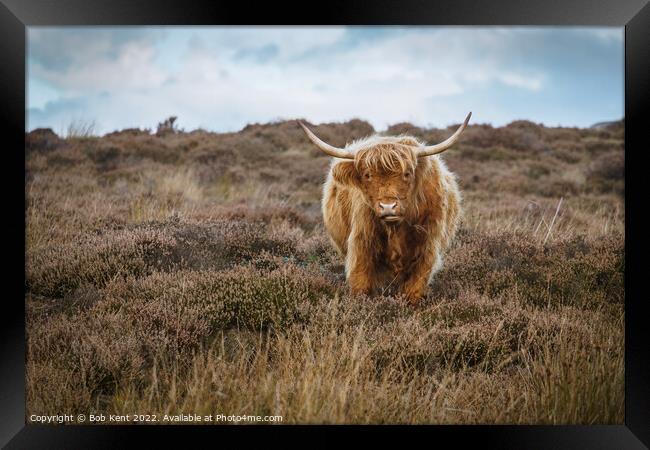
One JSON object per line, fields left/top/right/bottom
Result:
{"left": 378, "top": 201, "right": 402, "bottom": 222}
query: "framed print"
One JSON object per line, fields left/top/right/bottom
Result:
{"left": 2, "top": 0, "right": 649, "bottom": 447}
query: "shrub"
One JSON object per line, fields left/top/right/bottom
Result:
{"left": 26, "top": 128, "right": 62, "bottom": 154}
{"left": 432, "top": 231, "right": 624, "bottom": 309}
{"left": 26, "top": 227, "right": 178, "bottom": 298}
{"left": 156, "top": 116, "right": 180, "bottom": 137}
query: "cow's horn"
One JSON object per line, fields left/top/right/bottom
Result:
{"left": 298, "top": 121, "right": 354, "bottom": 159}
{"left": 417, "top": 112, "right": 472, "bottom": 157}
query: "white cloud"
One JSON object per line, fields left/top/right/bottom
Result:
{"left": 31, "top": 39, "right": 166, "bottom": 95}
{"left": 499, "top": 73, "right": 543, "bottom": 91}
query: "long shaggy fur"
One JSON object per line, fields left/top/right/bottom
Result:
{"left": 321, "top": 134, "right": 462, "bottom": 304}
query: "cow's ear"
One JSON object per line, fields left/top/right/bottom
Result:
{"left": 332, "top": 161, "right": 361, "bottom": 187}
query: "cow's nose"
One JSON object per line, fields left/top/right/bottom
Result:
{"left": 379, "top": 202, "right": 397, "bottom": 215}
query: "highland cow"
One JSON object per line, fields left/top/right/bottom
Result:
{"left": 299, "top": 113, "right": 471, "bottom": 304}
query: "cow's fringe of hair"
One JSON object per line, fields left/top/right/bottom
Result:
{"left": 354, "top": 144, "right": 416, "bottom": 174}
{"left": 349, "top": 135, "right": 424, "bottom": 174}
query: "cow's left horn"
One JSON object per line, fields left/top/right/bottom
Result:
{"left": 417, "top": 112, "right": 472, "bottom": 157}
{"left": 298, "top": 121, "right": 354, "bottom": 159}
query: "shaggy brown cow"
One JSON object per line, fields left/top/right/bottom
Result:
{"left": 299, "top": 113, "right": 470, "bottom": 304}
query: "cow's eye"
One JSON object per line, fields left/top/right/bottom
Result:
{"left": 364, "top": 173, "right": 371, "bottom": 180}
{"left": 403, "top": 172, "right": 412, "bottom": 180}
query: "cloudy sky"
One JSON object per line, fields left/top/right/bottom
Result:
{"left": 27, "top": 26, "right": 623, "bottom": 134}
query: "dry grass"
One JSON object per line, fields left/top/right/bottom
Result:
{"left": 25, "top": 119, "right": 624, "bottom": 424}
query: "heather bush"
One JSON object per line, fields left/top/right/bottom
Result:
{"left": 25, "top": 128, "right": 63, "bottom": 154}
{"left": 431, "top": 230, "right": 623, "bottom": 309}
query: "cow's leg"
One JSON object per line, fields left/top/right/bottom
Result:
{"left": 348, "top": 265, "right": 374, "bottom": 296}
{"left": 402, "top": 245, "right": 439, "bottom": 305}
{"left": 345, "top": 234, "right": 377, "bottom": 296}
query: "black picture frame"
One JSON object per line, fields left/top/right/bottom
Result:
{"left": 2, "top": 0, "right": 649, "bottom": 447}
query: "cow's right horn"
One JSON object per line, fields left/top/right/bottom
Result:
{"left": 417, "top": 112, "right": 472, "bottom": 157}
{"left": 298, "top": 121, "right": 354, "bottom": 159}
